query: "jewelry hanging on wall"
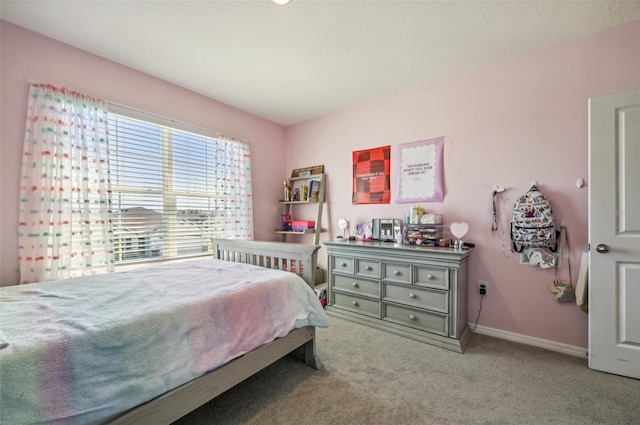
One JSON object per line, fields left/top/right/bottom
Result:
{"left": 490, "top": 185, "right": 506, "bottom": 231}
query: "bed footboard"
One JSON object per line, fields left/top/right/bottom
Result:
{"left": 107, "top": 240, "right": 323, "bottom": 424}
{"left": 212, "top": 239, "right": 320, "bottom": 287}
{"left": 108, "top": 327, "right": 319, "bottom": 425}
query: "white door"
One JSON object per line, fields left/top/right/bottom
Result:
{"left": 588, "top": 88, "right": 640, "bottom": 379}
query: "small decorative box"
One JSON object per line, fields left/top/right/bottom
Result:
{"left": 420, "top": 214, "right": 443, "bottom": 224}
{"left": 292, "top": 220, "right": 315, "bottom": 231}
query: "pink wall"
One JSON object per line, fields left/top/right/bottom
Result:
{"left": 2, "top": 19, "right": 639, "bottom": 349}
{"left": 285, "top": 21, "right": 640, "bottom": 349}
{"left": 0, "top": 21, "right": 287, "bottom": 286}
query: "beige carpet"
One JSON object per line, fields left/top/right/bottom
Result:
{"left": 173, "top": 317, "right": 640, "bottom": 425}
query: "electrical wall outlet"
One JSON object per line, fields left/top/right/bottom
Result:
{"left": 478, "top": 281, "right": 488, "bottom": 296}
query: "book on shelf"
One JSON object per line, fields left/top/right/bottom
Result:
{"left": 280, "top": 214, "right": 292, "bottom": 231}
{"left": 308, "top": 179, "right": 320, "bottom": 202}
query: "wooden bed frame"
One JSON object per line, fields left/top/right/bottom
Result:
{"left": 107, "top": 239, "right": 322, "bottom": 425}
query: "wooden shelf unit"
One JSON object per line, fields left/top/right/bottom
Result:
{"left": 277, "top": 173, "right": 325, "bottom": 245}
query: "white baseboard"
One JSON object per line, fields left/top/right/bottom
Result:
{"left": 469, "top": 323, "right": 588, "bottom": 358}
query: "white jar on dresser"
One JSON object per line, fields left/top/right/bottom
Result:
{"left": 324, "top": 240, "right": 472, "bottom": 353}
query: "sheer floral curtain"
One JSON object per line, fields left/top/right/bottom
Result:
{"left": 18, "top": 83, "right": 114, "bottom": 284}
{"left": 214, "top": 135, "right": 254, "bottom": 240}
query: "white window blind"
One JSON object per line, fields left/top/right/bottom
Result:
{"left": 108, "top": 105, "right": 253, "bottom": 264}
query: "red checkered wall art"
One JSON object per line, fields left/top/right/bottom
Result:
{"left": 352, "top": 145, "right": 391, "bottom": 204}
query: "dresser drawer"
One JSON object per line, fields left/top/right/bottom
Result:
{"left": 334, "top": 274, "right": 380, "bottom": 297}
{"left": 332, "top": 255, "right": 355, "bottom": 274}
{"left": 334, "top": 292, "right": 380, "bottom": 318}
{"left": 383, "top": 263, "right": 412, "bottom": 285}
{"left": 356, "top": 258, "right": 381, "bottom": 279}
{"left": 383, "top": 303, "right": 448, "bottom": 336}
{"left": 414, "top": 266, "right": 448, "bottom": 290}
{"left": 383, "top": 284, "right": 448, "bottom": 314}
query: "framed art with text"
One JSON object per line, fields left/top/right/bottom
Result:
{"left": 352, "top": 145, "right": 391, "bottom": 204}
{"left": 395, "top": 137, "right": 444, "bottom": 203}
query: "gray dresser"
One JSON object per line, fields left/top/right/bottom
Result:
{"left": 324, "top": 241, "right": 471, "bottom": 353}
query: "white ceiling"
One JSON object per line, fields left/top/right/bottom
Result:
{"left": 2, "top": 1, "right": 639, "bottom": 126}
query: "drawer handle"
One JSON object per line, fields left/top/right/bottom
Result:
{"left": 352, "top": 301, "right": 359, "bottom": 307}
{"left": 426, "top": 274, "right": 433, "bottom": 279}
{"left": 341, "top": 262, "right": 347, "bottom": 267}
{"left": 366, "top": 266, "right": 372, "bottom": 271}
{"left": 409, "top": 293, "right": 416, "bottom": 299}
{"left": 394, "top": 270, "right": 400, "bottom": 276}
{"left": 352, "top": 282, "right": 359, "bottom": 288}
{"left": 409, "top": 314, "right": 416, "bottom": 320}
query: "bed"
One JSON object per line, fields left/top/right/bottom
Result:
{"left": 0, "top": 239, "right": 329, "bottom": 425}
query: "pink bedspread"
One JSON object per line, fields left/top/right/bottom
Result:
{"left": 0, "top": 258, "right": 329, "bottom": 424}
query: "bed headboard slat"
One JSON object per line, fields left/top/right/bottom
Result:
{"left": 211, "top": 239, "right": 320, "bottom": 287}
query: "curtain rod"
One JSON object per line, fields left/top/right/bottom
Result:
{"left": 23, "top": 77, "right": 249, "bottom": 144}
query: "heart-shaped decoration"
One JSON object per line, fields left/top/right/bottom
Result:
{"left": 450, "top": 222, "right": 469, "bottom": 239}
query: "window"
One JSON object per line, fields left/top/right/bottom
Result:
{"left": 108, "top": 105, "right": 253, "bottom": 264}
